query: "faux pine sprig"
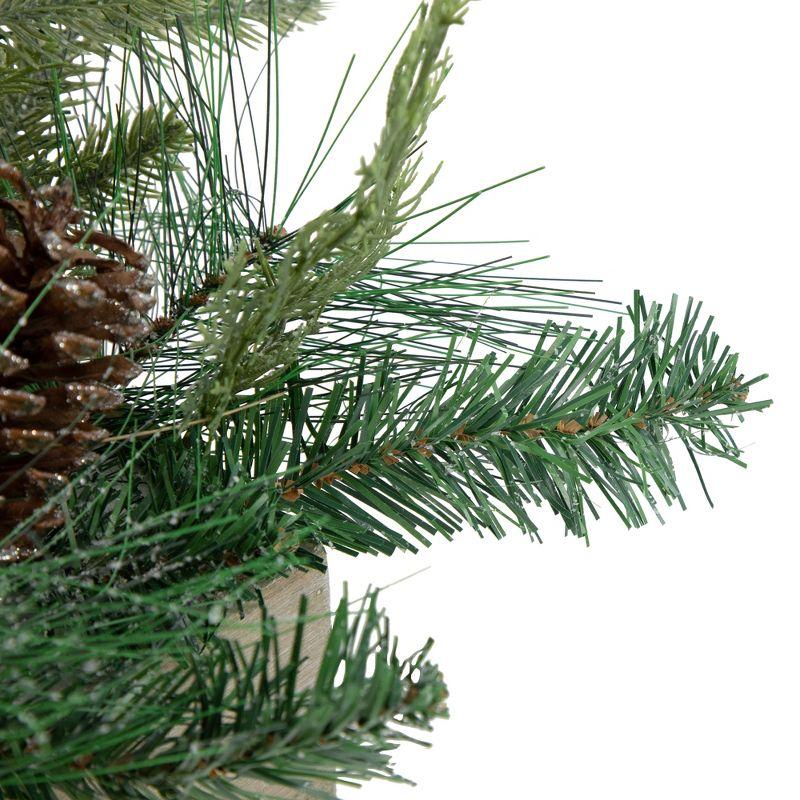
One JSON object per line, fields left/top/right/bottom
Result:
{"left": 191, "top": 0, "right": 469, "bottom": 421}
{"left": 242, "top": 292, "right": 768, "bottom": 549}
{"left": 0, "top": 0, "right": 326, "bottom": 207}
{"left": 0, "top": 587, "right": 445, "bottom": 794}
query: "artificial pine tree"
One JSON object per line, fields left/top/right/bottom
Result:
{"left": 0, "top": 1, "right": 770, "bottom": 797}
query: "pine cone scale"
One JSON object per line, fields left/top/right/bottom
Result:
{"left": 0, "top": 388, "right": 46, "bottom": 418}
{"left": 14, "top": 354, "right": 142, "bottom": 385}
{"left": 0, "top": 349, "right": 31, "bottom": 375}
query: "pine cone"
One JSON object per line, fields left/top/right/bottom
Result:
{"left": 0, "top": 161, "right": 154, "bottom": 559}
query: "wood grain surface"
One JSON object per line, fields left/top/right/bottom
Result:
{"left": 220, "top": 554, "right": 333, "bottom": 798}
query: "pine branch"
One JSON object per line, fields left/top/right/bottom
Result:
{"left": 43, "top": 107, "right": 193, "bottom": 209}
{"left": 60, "top": 291, "right": 768, "bottom": 564}
{"left": 0, "top": 1, "right": 325, "bottom": 210}
{"left": 0, "top": 0, "right": 200, "bottom": 169}
{"left": 189, "top": 0, "right": 470, "bottom": 421}
{"left": 0, "top": 585, "right": 444, "bottom": 797}
{"left": 252, "top": 293, "right": 770, "bottom": 546}
{"left": 0, "top": 52, "right": 184, "bottom": 213}
{"left": 233, "top": 0, "right": 329, "bottom": 36}
{"left": 0, "top": 46, "right": 86, "bottom": 170}
{"left": 0, "top": 0, "right": 324, "bottom": 59}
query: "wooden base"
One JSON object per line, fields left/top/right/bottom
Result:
{"left": 220, "top": 554, "right": 333, "bottom": 798}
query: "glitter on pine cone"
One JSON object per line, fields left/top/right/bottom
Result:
{"left": 0, "top": 161, "right": 154, "bottom": 559}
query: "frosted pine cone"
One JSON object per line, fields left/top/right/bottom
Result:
{"left": 0, "top": 161, "right": 154, "bottom": 559}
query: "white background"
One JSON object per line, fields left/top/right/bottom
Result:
{"left": 269, "top": 2, "right": 800, "bottom": 798}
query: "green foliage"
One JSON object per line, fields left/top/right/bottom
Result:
{"left": 50, "top": 107, "right": 193, "bottom": 206}
{"left": 0, "top": 0, "right": 771, "bottom": 795}
{"left": 235, "top": 0, "right": 330, "bottom": 34}
{"left": 193, "top": 293, "right": 766, "bottom": 552}
{"left": 2, "top": 1, "right": 215, "bottom": 54}
{"left": 0, "top": 0, "right": 326, "bottom": 205}
{"left": 290, "top": 292, "right": 768, "bottom": 546}
{"left": 191, "top": 0, "right": 468, "bottom": 421}
{"left": 0, "top": 567, "right": 445, "bottom": 796}
{"left": 0, "top": 1, "right": 190, "bottom": 188}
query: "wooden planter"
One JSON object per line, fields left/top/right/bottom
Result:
{"left": 221, "top": 552, "right": 333, "bottom": 798}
